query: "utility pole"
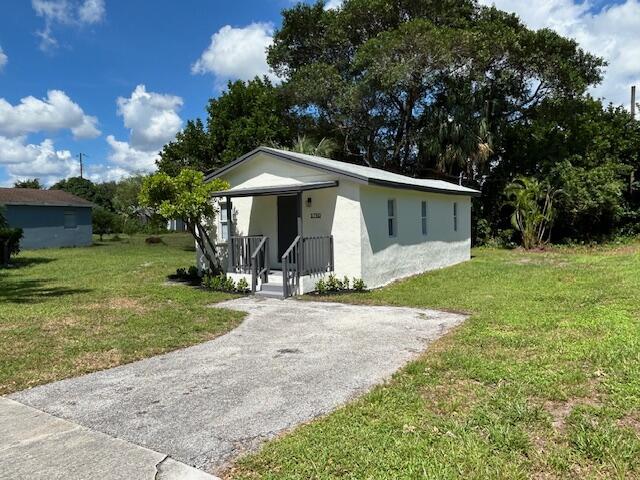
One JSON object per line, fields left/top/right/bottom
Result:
{"left": 632, "top": 85, "right": 636, "bottom": 119}
{"left": 76, "top": 152, "right": 87, "bottom": 179}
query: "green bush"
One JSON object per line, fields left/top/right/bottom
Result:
{"left": 315, "top": 278, "right": 327, "bottom": 294}
{"left": 203, "top": 273, "right": 236, "bottom": 292}
{"left": 236, "top": 277, "right": 249, "bottom": 293}
{"left": 352, "top": 278, "right": 367, "bottom": 292}
{"left": 315, "top": 275, "right": 367, "bottom": 294}
{"left": 0, "top": 227, "right": 23, "bottom": 266}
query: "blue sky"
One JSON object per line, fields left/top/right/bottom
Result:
{"left": 0, "top": 0, "right": 638, "bottom": 186}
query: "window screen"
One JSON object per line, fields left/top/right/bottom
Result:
{"left": 421, "top": 201, "right": 428, "bottom": 235}
{"left": 387, "top": 199, "right": 397, "bottom": 237}
{"left": 64, "top": 211, "right": 77, "bottom": 229}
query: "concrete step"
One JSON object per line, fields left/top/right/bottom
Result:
{"left": 255, "top": 288, "right": 283, "bottom": 298}
{"left": 260, "top": 283, "right": 283, "bottom": 294}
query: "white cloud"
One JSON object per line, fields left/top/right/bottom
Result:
{"left": 32, "top": 0, "right": 105, "bottom": 50}
{"left": 116, "top": 85, "right": 183, "bottom": 151}
{"left": 0, "top": 136, "right": 79, "bottom": 185}
{"left": 0, "top": 90, "right": 100, "bottom": 139}
{"left": 0, "top": 47, "right": 7, "bottom": 71}
{"left": 78, "top": 0, "right": 105, "bottom": 24}
{"left": 324, "top": 0, "right": 343, "bottom": 9}
{"left": 106, "top": 85, "right": 184, "bottom": 175}
{"left": 192, "top": 22, "right": 280, "bottom": 83}
{"left": 105, "top": 135, "right": 158, "bottom": 173}
{"left": 479, "top": 0, "right": 640, "bottom": 108}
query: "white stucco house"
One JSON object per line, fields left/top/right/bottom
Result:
{"left": 200, "top": 147, "right": 480, "bottom": 297}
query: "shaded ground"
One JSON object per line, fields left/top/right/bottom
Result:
{"left": 12, "top": 297, "right": 464, "bottom": 475}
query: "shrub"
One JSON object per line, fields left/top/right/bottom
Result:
{"left": 342, "top": 276, "right": 350, "bottom": 290}
{"left": 203, "top": 273, "right": 236, "bottom": 292}
{"left": 0, "top": 227, "right": 23, "bottom": 266}
{"left": 325, "top": 273, "right": 342, "bottom": 291}
{"left": 315, "top": 278, "right": 327, "bottom": 294}
{"left": 145, "top": 236, "right": 164, "bottom": 244}
{"left": 352, "top": 278, "right": 367, "bottom": 292}
{"left": 236, "top": 277, "right": 249, "bottom": 293}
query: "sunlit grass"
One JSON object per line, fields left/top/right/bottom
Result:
{"left": 0, "top": 233, "right": 242, "bottom": 395}
{"left": 232, "top": 244, "right": 640, "bottom": 479}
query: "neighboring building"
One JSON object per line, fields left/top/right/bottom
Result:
{"left": 167, "top": 218, "right": 188, "bottom": 231}
{"left": 200, "top": 147, "right": 480, "bottom": 298}
{"left": 0, "top": 188, "right": 93, "bottom": 249}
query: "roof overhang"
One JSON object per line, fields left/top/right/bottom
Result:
{"left": 1, "top": 201, "right": 95, "bottom": 208}
{"left": 206, "top": 147, "right": 481, "bottom": 198}
{"left": 368, "top": 179, "right": 481, "bottom": 197}
{"left": 210, "top": 181, "right": 339, "bottom": 198}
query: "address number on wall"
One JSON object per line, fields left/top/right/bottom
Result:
{"left": 310, "top": 213, "right": 321, "bottom": 219}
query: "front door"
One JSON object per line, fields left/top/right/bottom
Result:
{"left": 277, "top": 195, "right": 298, "bottom": 259}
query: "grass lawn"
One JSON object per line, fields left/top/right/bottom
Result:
{"left": 0, "top": 233, "right": 242, "bottom": 395}
{"left": 232, "top": 243, "right": 640, "bottom": 479}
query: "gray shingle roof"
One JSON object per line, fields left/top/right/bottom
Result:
{"left": 207, "top": 147, "right": 480, "bottom": 197}
{"left": 0, "top": 188, "right": 94, "bottom": 207}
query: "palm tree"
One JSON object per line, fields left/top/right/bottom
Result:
{"left": 505, "top": 176, "right": 561, "bottom": 249}
{"left": 274, "top": 135, "right": 338, "bottom": 158}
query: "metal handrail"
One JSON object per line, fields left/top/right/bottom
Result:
{"left": 250, "top": 236, "right": 269, "bottom": 293}
{"left": 281, "top": 235, "right": 301, "bottom": 298}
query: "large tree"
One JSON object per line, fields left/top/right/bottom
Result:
{"left": 268, "top": 0, "right": 604, "bottom": 179}
{"left": 157, "top": 77, "right": 296, "bottom": 176}
{"left": 14, "top": 179, "right": 42, "bottom": 189}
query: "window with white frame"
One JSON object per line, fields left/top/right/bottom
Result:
{"left": 421, "top": 201, "right": 428, "bottom": 236}
{"left": 453, "top": 202, "right": 458, "bottom": 232}
{"left": 387, "top": 199, "right": 397, "bottom": 237}
{"left": 219, "top": 201, "right": 229, "bottom": 241}
{"left": 63, "top": 211, "right": 77, "bottom": 229}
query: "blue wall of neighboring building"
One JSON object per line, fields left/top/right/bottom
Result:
{"left": 5, "top": 205, "right": 93, "bottom": 250}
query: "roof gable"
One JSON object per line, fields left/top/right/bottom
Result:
{"left": 206, "top": 147, "right": 480, "bottom": 197}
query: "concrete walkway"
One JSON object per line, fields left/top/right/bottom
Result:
{"left": 0, "top": 397, "right": 217, "bottom": 480}
{"left": 10, "top": 297, "right": 465, "bottom": 475}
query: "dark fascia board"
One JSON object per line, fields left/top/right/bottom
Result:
{"left": 368, "top": 179, "right": 482, "bottom": 197}
{"left": 206, "top": 147, "right": 480, "bottom": 197}
{"left": 211, "top": 181, "right": 339, "bottom": 198}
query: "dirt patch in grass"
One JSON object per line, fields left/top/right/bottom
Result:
{"left": 421, "top": 378, "right": 486, "bottom": 416}
{"left": 73, "top": 349, "right": 123, "bottom": 372}
{"left": 40, "top": 315, "right": 84, "bottom": 333}
{"left": 617, "top": 413, "right": 640, "bottom": 435}
{"left": 544, "top": 396, "right": 602, "bottom": 433}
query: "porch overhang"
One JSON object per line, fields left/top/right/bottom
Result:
{"left": 210, "top": 180, "right": 339, "bottom": 198}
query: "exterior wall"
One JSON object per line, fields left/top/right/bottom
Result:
{"left": 5, "top": 205, "right": 93, "bottom": 250}
{"left": 201, "top": 150, "right": 473, "bottom": 292}
{"left": 359, "top": 185, "right": 471, "bottom": 289}
{"left": 204, "top": 151, "right": 362, "bottom": 281}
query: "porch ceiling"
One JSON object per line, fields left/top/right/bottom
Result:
{"left": 210, "top": 180, "right": 339, "bottom": 198}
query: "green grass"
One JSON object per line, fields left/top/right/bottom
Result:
{"left": 232, "top": 244, "right": 640, "bottom": 479}
{"left": 0, "top": 233, "right": 242, "bottom": 395}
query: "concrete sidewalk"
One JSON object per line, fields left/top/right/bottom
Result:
{"left": 0, "top": 397, "right": 218, "bottom": 480}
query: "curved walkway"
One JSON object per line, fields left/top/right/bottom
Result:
{"left": 9, "top": 297, "right": 466, "bottom": 476}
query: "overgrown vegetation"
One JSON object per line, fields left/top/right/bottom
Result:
{"left": 0, "top": 233, "right": 242, "bottom": 395}
{"left": 232, "top": 243, "right": 640, "bottom": 479}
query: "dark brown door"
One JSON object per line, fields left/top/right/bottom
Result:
{"left": 277, "top": 195, "right": 298, "bottom": 259}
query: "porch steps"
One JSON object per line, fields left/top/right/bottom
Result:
{"left": 255, "top": 270, "right": 284, "bottom": 298}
